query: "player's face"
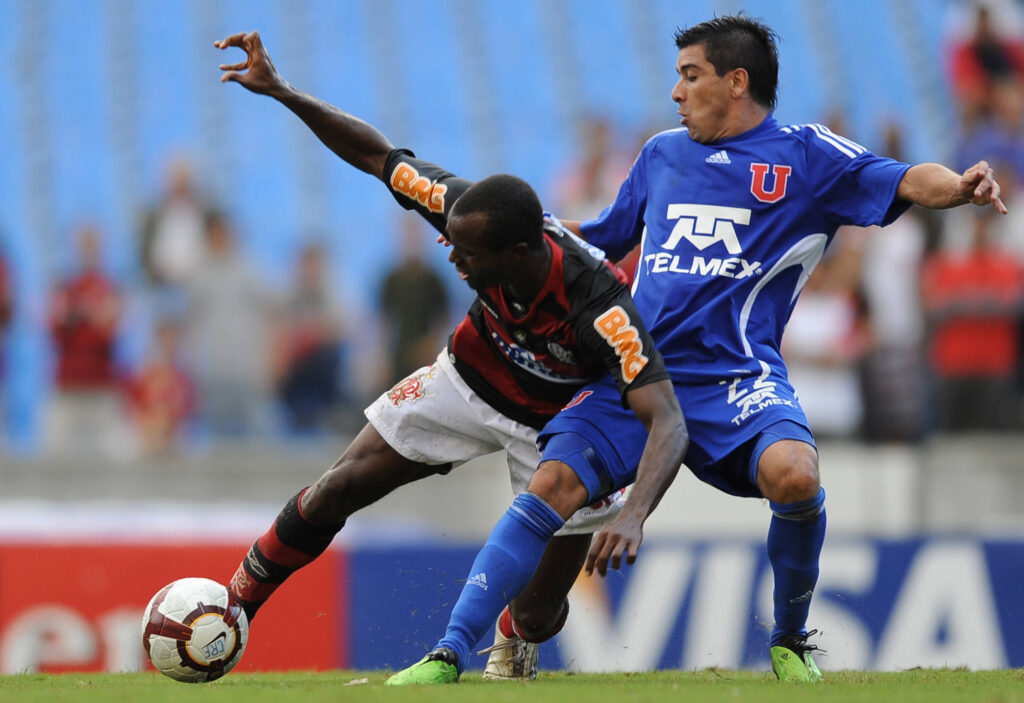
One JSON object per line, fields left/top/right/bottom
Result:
{"left": 671, "top": 44, "right": 734, "bottom": 144}
{"left": 445, "top": 211, "right": 509, "bottom": 291}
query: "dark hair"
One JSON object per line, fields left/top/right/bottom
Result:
{"left": 674, "top": 14, "right": 779, "bottom": 111}
{"left": 450, "top": 174, "right": 544, "bottom": 252}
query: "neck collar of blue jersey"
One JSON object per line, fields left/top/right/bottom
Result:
{"left": 706, "top": 112, "right": 777, "bottom": 146}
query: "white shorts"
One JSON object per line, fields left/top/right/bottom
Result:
{"left": 364, "top": 349, "right": 623, "bottom": 535}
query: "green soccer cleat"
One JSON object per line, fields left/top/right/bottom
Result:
{"left": 384, "top": 648, "right": 460, "bottom": 686}
{"left": 770, "top": 630, "right": 824, "bottom": 683}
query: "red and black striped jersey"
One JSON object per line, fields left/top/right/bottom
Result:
{"left": 383, "top": 148, "right": 668, "bottom": 429}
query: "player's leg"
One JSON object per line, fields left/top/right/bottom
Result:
{"left": 386, "top": 381, "right": 646, "bottom": 685}
{"left": 509, "top": 533, "right": 588, "bottom": 638}
{"left": 505, "top": 380, "right": 649, "bottom": 649}
{"left": 439, "top": 461, "right": 588, "bottom": 669}
{"left": 228, "top": 423, "right": 442, "bottom": 619}
{"left": 301, "top": 423, "right": 445, "bottom": 522}
{"left": 754, "top": 430, "right": 826, "bottom": 682}
{"left": 230, "top": 353, "right": 495, "bottom": 620}
{"left": 385, "top": 460, "right": 590, "bottom": 685}
{"left": 677, "top": 375, "right": 824, "bottom": 681}
{"left": 482, "top": 387, "right": 628, "bottom": 679}
{"left": 482, "top": 533, "right": 589, "bottom": 679}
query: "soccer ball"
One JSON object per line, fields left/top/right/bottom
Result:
{"left": 141, "top": 577, "right": 249, "bottom": 683}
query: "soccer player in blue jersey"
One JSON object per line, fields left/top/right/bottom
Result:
{"left": 386, "top": 14, "right": 1007, "bottom": 685}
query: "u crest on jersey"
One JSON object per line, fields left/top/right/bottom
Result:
{"left": 749, "top": 163, "right": 792, "bottom": 203}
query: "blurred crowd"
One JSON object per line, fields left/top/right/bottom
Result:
{"left": 0, "top": 157, "right": 452, "bottom": 459}
{"left": 789, "top": 0, "right": 1024, "bottom": 442}
{"left": 1, "top": 0, "right": 1023, "bottom": 460}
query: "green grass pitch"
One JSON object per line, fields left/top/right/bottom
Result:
{"left": 2, "top": 669, "right": 1024, "bottom": 703}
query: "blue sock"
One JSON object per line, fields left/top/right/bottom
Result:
{"left": 436, "top": 492, "right": 564, "bottom": 672}
{"left": 766, "top": 487, "right": 826, "bottom": 646}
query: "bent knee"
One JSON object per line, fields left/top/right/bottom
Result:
{"left": 527, "top": 461, "right": 589, "bottom": 519}
{"left": 757, "top": 440, "right": 819, "bottom": 503}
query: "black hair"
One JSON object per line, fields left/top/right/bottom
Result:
{"left": 674, "top": 14, "right": 780, "bottom": 111}
{"left": 449, "top": 174, "right": 544, "bottom": 252}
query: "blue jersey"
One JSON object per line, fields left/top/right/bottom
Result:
{"left": 581, "top": 114, "right": 912, "bottom": 385}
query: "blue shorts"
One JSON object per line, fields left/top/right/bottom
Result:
{"left": 538, "top": 375, "right": 816, "bottom": 502}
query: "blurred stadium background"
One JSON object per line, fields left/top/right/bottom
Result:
{"left": 3, "top": 0, "right": 1024, "bottom": 678}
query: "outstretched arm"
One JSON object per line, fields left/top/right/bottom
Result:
{"left": 215, "top": 31, "right": 392, "bottom": 179}
{"left": 585, "top": 380, "right": 687, "bottom": 576}
{"left": 897, "top": 160, "right": 1007, "bottom": 214}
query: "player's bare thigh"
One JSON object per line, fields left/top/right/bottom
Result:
{"left": 755, "top": 438, "right": 820, "bottom": 504}
{"left": 301, "top": 423, "right": 448, "bottom": 525}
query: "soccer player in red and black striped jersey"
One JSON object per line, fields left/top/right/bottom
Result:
{"left": 215, "top": 31, "right": 687, "bottom": 679}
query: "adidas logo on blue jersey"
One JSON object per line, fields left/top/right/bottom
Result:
{"left": 467, "top": 573, "right": 488, "bottom": 591}
{"left": 705, "top": 150, "right": 731, "bottom": 164}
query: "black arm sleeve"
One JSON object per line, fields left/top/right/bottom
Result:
{"left": 382, "top": 149, "right": 476, "bottom": 235}
{"left": 575, "top": 279, "right": 670, "bottom": 405}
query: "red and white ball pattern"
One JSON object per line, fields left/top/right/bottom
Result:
{"left": 141, "top": 577, "right": 248, "bottom": 683}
